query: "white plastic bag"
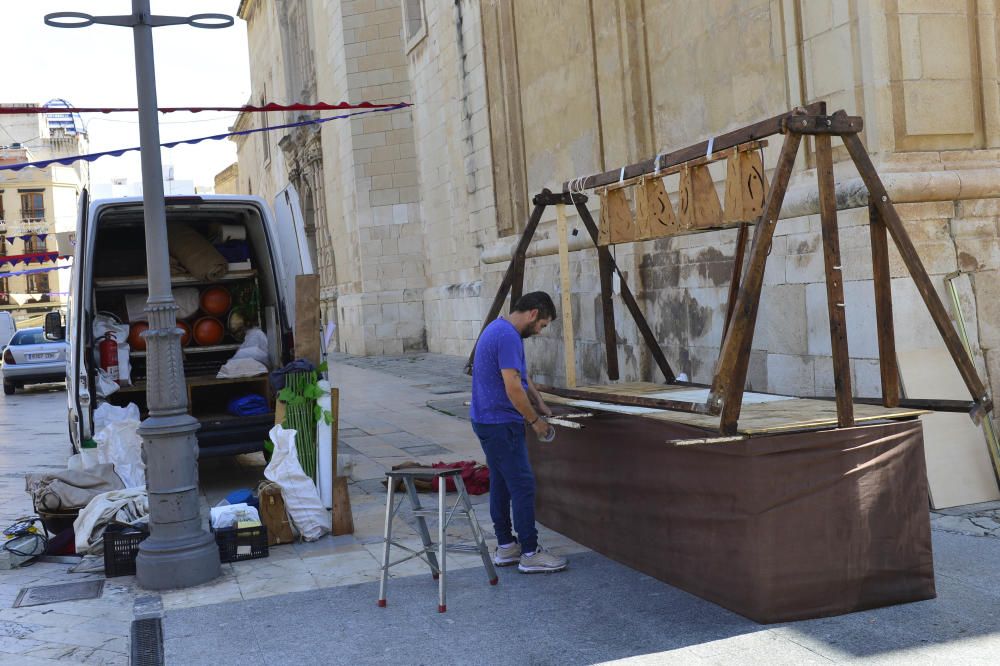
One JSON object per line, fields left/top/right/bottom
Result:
{"left": 232, "top": 327, "right": 269, "bottom": 366}
{"left": 264, "top": 424, "right": 329, "bottom": 541}
{"left": 96, "top": 369, "right": 120, "bottom": 398}
{"left": 216, "top": 357, "right": 268, "bottom": 379}
{"left": 210, "top": 503, "right": 261, "bottom": 529}
{"left": 94, "top": 402, "right": 140, "bottom": 432}
{"left": 92, "top": 402, "right": 145, "bottom": 488}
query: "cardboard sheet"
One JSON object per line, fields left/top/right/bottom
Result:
{"left": 897, "top": 349, "right": 1000, "bottom": 509}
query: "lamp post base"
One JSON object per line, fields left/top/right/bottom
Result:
{"left": 136, "top": 532, "right": 221, "bottom": 590}
{"left": 135, "top": 413, "right": 221, "bottom": 591}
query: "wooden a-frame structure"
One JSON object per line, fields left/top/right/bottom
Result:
{"left": 470, "top": 102, "right": 993, "bottom": 436}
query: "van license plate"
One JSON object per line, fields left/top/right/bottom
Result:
{"left": 26, "top": 352, "right": 56, "bottom": 361}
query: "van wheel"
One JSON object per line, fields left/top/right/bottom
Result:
{"left": 3, "top": 382, "right": 13, "bottom": 395}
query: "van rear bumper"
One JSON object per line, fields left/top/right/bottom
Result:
{"left": 196, "top": 413, "right": 274, "bottom": 458}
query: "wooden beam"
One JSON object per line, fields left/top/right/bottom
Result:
{"left": 842, "top": 133, "right": 992, "bottom": 412}
{"left": 815, "top": 134, "right": 854, "bottom": 427}
{"left": 721, "top": 224, "right": 749, "bottom": 342}
{"left": 597, "top": 251, "right": 619, "bottom": 381}
{"left": 869, "top": 203, "right": 900, "bottom": 407}
{"left": 574, "top": 201, "right": 676, "bottom": 382}
{"left": 295, "top": 274, "right": 321, "bottom": 366}
{"left": 534, "top": 190, "right": 589, "bottom": 206}
{"left": 465, "top": 200, "right": 547, "bottom": 373}
{"left": 783, "top": 114, "right": 863, "bottom": 135}
{"left": 711, "top": 132, "right": 803, "bottom": 433}
{"left": 510, "top": 254, "right": 526, "bottom": 306}
{"left": 597, "top": 240, "right": 619, "bottom": 381}
{"left": 560, "top": 103, "right": 823, "bottom": 192}
{"left": 536, "top": 384, "right": 715, "bottom": 415}
{"left": 556, "top": 204, "right": 577, "bottom": 388}
{"left": 329, "top": 387, "right": 354, "bottom": 535}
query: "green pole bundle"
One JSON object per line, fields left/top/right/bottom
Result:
{"left": 281, "top": 370, "right": 319, "bottom": 481}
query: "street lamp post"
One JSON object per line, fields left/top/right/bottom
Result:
{"left": 45, "top": 2, "right": 234, "bottom": 590}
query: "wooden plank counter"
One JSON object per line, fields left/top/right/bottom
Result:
{"left": 541, "top": 381, "right": 926, "bottom": 435}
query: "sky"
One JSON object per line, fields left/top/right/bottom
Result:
{"left": 2, "top": 1, "right": 251, "bottom": 190}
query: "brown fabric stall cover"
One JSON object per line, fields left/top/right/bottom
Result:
{"left": 528, "top": 414, "right": 934, "bottom": 623}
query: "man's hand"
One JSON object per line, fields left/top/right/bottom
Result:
{"left": 530, "top": 416, "right": 550, "bottom": 437}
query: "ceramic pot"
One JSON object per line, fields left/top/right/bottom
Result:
{"left": 177, "top": 320, "right": 193, "bottom": 347}
{"left": 200, "top": 286, "right": 232, "bottom": 316}
{"left": 127, "top": 321, "right": 149, "bottom": 351}
{"left": 193, "top": 316, "right": 225, "bottom": 346}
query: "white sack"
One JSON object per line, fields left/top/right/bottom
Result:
{"left": 210, "top": 503, "right": 261, "bottom": 529}
{"left": 264, "top": 424, "right": 328, "bottom": 541}
{"left": 216, "top": 357, "right": 268, "bottom": 379}
{"left": 232, "top": 327, "right": 269, "bottom": 366}
{"left": 73, "top": 488, "right": 148, "bottom": 555}
{"left": 92, "top": 402, "right": 145, "bottom": 488}
{"left": 94, "top": 402, "right": 140, "bottom": 432}
{"left": 126, "top": 288, "right": 199, "bottom": 321}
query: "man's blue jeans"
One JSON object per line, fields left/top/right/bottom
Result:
{"left": 471, "top": 421, "right": 538, "bottom": 554}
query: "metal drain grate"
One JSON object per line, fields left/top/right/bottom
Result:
{"left": 131, "top": 618, "right": 164, "bottom": 666}
{"left": 13, "top": 580, "right": 105, "bottom": 608}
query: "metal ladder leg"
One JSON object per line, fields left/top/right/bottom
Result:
{"left": 402, "top": 476, "right": 441, "bottom": 578}
{"left": 455, "top": 475, "right": 498, "bottom": 584}
{"left": 377, "top": 475, "right": 397, "bottom": 607}
{"left": 438, "top": 475, "right": 447, "bottom": 613}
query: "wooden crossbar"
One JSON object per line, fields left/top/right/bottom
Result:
{"left": 471, "top": 106, "right": 993, "bottom": 434}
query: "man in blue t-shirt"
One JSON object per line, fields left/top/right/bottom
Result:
{"left": 470, "top": 291, "right": 567, "bottom": 573}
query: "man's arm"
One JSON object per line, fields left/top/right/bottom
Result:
{"left": 526, "top": 377, "right": 552, "bottom": 416}
{"left": 501, "top": 369, "right": 551, "bottom": 436}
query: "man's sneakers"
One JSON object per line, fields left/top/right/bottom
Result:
{"left": 493, "top": 541, "right": 522, "bottom": 566}
{"left": 517, "top": 546, "right": 567, "bottom": 573}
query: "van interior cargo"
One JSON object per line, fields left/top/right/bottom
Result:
{"left": 88, "top": 201, "right": 288, "bottom": 455}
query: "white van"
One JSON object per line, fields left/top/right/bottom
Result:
{"left": 47, "top": 188, "right": 313, "bottom": 456}
{"left": 0, "top": 312, "right": 15, "bottom": 349}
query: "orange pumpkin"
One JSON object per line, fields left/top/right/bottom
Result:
{"left": 193, "top": 316, "right": 225, "bottom": 346}
{"left": 200, "top": 286, "right": 232, "bottom": 316}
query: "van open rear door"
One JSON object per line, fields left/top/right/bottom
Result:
{"left": 272, "top": 185, "right": 315, "bottom": 326}
{"left": 67, "top": 189, "right": 91, "bottom": 449}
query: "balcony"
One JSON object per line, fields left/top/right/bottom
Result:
{"left": 17, "top": 213, "right": 47, "bottom": 235}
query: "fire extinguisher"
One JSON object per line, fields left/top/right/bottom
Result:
{"left": 99, "top": 332, "right": 120, "bottom": 384}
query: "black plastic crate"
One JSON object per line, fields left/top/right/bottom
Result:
{"left": 213, "top": 524, "right": 269, "bottom": 563}
{"left": 104, "top": 524, "right": 149, "bottom": 577}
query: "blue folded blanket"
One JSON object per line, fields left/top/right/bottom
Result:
{"left": 227, "top": 393, "right": 269, "bottom": 416}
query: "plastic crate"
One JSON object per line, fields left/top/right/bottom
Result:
{"left": 104, "top": 524, "right": 149, "bottom": 577}
{"left": 213, "top": 524, "right": 269, "bottom": 563}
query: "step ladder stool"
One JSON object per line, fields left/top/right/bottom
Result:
{"left": 377, "top": 467, "right": 498, "bottom": 612}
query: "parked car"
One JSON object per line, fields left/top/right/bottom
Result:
{"left": 2, "top": 327, "right": 68, "bottom": 394}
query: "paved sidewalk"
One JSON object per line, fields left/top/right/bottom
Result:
{"left": 166, "top": 531, "right": 1000, "bottom": 665}
{"left": 2, "top": 352, "right": 1000, "bottom": 664}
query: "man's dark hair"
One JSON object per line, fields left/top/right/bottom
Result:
{"left": 512, "top": 291, "right": 557, "bottom": 320}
